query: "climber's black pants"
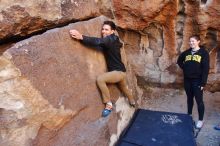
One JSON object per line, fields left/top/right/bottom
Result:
{"left": 184, "top": 78, "right": 204, "bottom": 121}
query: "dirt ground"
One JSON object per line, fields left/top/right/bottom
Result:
{"left": 140, "top": 87, "right": 220, "bottom": 146}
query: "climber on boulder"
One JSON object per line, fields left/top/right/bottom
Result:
{"left": 69, "top": 20, "right": 136, "bottom": 117}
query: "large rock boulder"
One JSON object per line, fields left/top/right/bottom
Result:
{"left": 0, "top": 0, "right": 112, "bottom": 42}
{"left": 0, "top": 16, "right": 136, "bottom": 146}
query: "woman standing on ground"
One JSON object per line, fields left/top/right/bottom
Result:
{"left": 177, "top": 35, "right": 210, "bottom": 129}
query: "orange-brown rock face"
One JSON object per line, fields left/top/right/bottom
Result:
{"left": 112, "top": 0, "right": 177, "bottom": 30}
{"left": 0, "top": 16, "right": 136, "bottom": 146}
{"left": 0, "top": 0, "right": 105, "bottom": 42}
{"left": 114, "top": 0, "right": 220, "bottom": 91}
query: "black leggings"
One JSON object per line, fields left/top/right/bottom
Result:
{"left": 184, "top": 78, "right": 205, "bottom": 121}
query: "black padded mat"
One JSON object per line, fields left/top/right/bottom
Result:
{"left": 117, "top": 109, "right": 196, "bottom": 146}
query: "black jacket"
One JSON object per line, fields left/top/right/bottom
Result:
{"left": 177, "top": 47, "right": 209, "bottom": 86}
{"left": 81, "top": 34, "right": 126, "bottom": 72}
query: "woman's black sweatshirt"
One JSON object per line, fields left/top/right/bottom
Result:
{"left": 177, "top": 47, "right": 210, "bottom": 86}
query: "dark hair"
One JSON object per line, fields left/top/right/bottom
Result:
{"left": 190, "top": 35, "right": 200, "bottom": 41}
{"left": 103, "top": 21, "right": 116, "bottom": 30}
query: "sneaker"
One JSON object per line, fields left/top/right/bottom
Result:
{"left": 196, "top": 120, "right": 203, "bottom": 129}
{"left": 102, "top": 109, "right": 112, "bottom": 117}
{"left": 214, "top": 124, "right": 220, "bottom": 131}
{"left": 102, "top": 103, "right": 113, "bottom": 117}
